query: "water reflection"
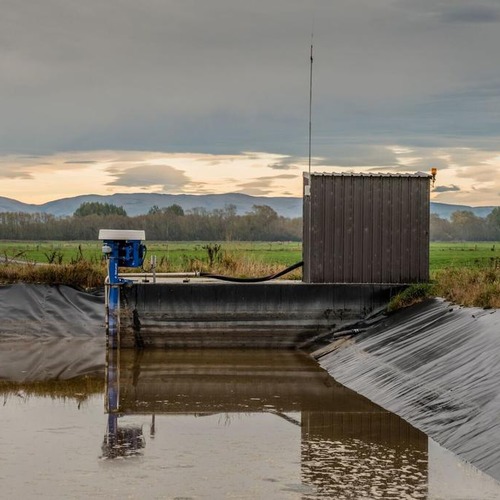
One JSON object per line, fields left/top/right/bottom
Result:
{"left": 102, "top": 348, "right": 145, "bottom": 458}
{"left": 104, "top": 349, "right": 428, "bottom": 498}
{"left": 3, "top": 344, "right": 500, "bottom": 498}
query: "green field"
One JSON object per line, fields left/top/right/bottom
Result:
{"left": 429, "top": 242, "right": 499, "bottom": 272}
{"left": 0, "top": 240, "right": 498, "bottom": 272}
{"left": 0, "top": 241, "right": 303, "bottom": 269}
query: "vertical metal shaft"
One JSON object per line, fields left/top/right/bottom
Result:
{"left": 107, "top": 256, "right": 120, "bottom": 349}
{"left": 308, "top": 43, "right": 313, "bottom": 175}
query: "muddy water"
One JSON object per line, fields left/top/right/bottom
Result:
{"left": 2, "top": 348, "right": 500, "bottom": 499}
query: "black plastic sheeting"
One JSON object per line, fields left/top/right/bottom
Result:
{"left": 315, "top": 298, "right": 500, "bottom": 481}
{"left": 0, "top": 338, "right": 105, "bottom": 381}
{"left": 0, "top": 284, "right": 105, "bottom": 381}
{"left": 0, "top": 283, "right": 104, "bottom": 337}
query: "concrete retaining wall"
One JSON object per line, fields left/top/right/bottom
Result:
{"left": 119, "top": 281, "right": 405, "bottom": 348}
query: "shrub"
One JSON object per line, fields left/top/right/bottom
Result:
{"left": 387, "top": 283, "right": 433, "bottom": 312}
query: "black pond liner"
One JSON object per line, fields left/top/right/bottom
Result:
{"left": 0, "top": 283, "right": 105, "bottom": 381}
{"left": 314, "top": 298, "right": 500, "bottom": 482}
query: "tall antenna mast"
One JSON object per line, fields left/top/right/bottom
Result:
{"left": 308, "top": 40, "right": 313, "bottom": 175}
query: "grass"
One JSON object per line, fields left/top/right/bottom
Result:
{"left": 2, "top": 240, "right": 498, "bottom": 270}
{"left": 0, "top": 260, "right": 106, "bottom": 289}
{"left": 0, "top": 240, "right": 498, "bottom": 307}
{"left": 0, "top": 241, "right": 303, "bottom": 287}
{"left": 386, "top": 243, "right": 500, "bottom": 311}
{"left": 387, "top": 283, "right": 434, "bottom": 312}
{"left": 0, "top": 241, "right": 302, "bottom": 268}
{"left": 427, "top": 242, "right": 500, "bottom": 310}
{"left": 0, "top": 241, "right": 103, "bottom": 264}
{"left": 432, "top": 267, "right": 500, "bottom": 309}
{"left": 429, "top": 242, "right": 499, "bottom": 272}
{"left": 387, "top": 266, "right": 500, "bottom": 311}
{"left": 0, "top": 376, "right": 104, "bottom": 402}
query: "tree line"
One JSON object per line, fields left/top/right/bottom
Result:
{"left": 430, "top": 209, "right": 500, "bottom": 241}
{"left": 0, "top": 203, "right": 302, "bottom": 241}
{"left": 0, "top": 202, "right": 498, "bottom": 241}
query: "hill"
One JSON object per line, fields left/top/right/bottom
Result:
{"left": 429, "top": 202, "right": 495, "bottom": 220}
{"left": 0, "top": 194, "right": 496, "bottom": 219}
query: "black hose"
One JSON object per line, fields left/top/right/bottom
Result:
{"left": 199, "top": 261, "right": 303, "bottom": 283}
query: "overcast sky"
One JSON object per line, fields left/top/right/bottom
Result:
{"left": 2, "top": 0, "right": 500, "bottom": 205}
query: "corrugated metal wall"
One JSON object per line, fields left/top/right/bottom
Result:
{"left": 303, "top": 172, "right": 430, "bottom": 283}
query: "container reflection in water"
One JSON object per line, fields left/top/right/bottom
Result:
{"left": 103, "top": 348, "right": 428, "bottom": 498}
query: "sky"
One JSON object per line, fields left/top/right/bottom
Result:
{"left": 1, "top": 0, "right": 500, "bottom": 206}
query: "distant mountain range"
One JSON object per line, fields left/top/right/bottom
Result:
{"left": 429, "top": 202, "right": 495, "bottom": 220}
{"left": 0, "top": 193, "right": 496, "bottom": 220}
{"left": 0, "top": 193, "right": 303, "bottom": 218}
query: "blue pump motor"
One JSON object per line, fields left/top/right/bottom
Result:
{"left": 99, "top": 229, "right": 146, "bottom": 348}
{"left": 99, "top": 229, "right": 146, "bottom": 268}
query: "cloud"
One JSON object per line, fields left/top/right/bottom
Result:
{"left": 0, "top": 167, "right": 33, "bottom": 180}
{"left": 64, "top": 160, "right": 97, "bottom": 165}
{"left": 267, "top": 156, "right": 302, "bottom": 170}
{"left": 3, "top": 0, "right": 500, "bottom": 159}
{"left": 234, "top": 173, "right": 299, "bottom": 195}
{"left": 310, "top": 145, "right": 400, "bottom": 169}
{"left": 398, "top": 1, "right": 500, "bottom": 24}
{"left": 106, "top": 164, "right": 191, "bottom": 191}
{"left": 3, "top": 1, "right": 500, "bottom": 206}
{"left": 439, "top": 5, "right": 500, "bottom": 23}
{"left": 433, "top": 184, "right": 461, "bottom": 193}
{"left": 0, "top": 155, "right": 44, "bottom": 179}
{"left": 0, "top": 151, "right": 113, "bottom": 179}
{"left": 455, "top": 165, "right": 500, "bottom": 183}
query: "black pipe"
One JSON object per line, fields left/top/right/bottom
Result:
{"left": 199, "top": 261, "right": 303, "bottom": 283}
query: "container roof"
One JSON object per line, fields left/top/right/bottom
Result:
{"left": 305, "top": 171, "right": 432, "bottom": 178}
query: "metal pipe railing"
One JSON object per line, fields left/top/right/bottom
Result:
{"left": 119, "top": 272, "right": 200, "bottom": 280}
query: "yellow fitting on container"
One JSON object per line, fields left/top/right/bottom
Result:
{"left": 431, "top": 168, "right": 437, "bottom": 187}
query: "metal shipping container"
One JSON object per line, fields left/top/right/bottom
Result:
{"left": 303, "top": 172, "right": 431, "bottom": 283}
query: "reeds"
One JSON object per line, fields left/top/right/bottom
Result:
{"left": 432, "top": 266, "right": 500, "bottom": 309}
{"left": 0, "top": 251, "right": 302, "bottom": 290}
{"left": 1, "top": 252, "right": 498, "bottom": 309}
{"left": 0, "top": 261, "right": 106, "bottom": 289}
{"left": 0, "top": 376, "right": 104, "bottom": 402}
{"left": 388, "top": 266, "right": 500, "bottom": 312}
{"left": 172, "top": 249, "right": 303, "bottom": 280}
{"left": 387, "top": 283, "right": 433, "bottom": 312}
